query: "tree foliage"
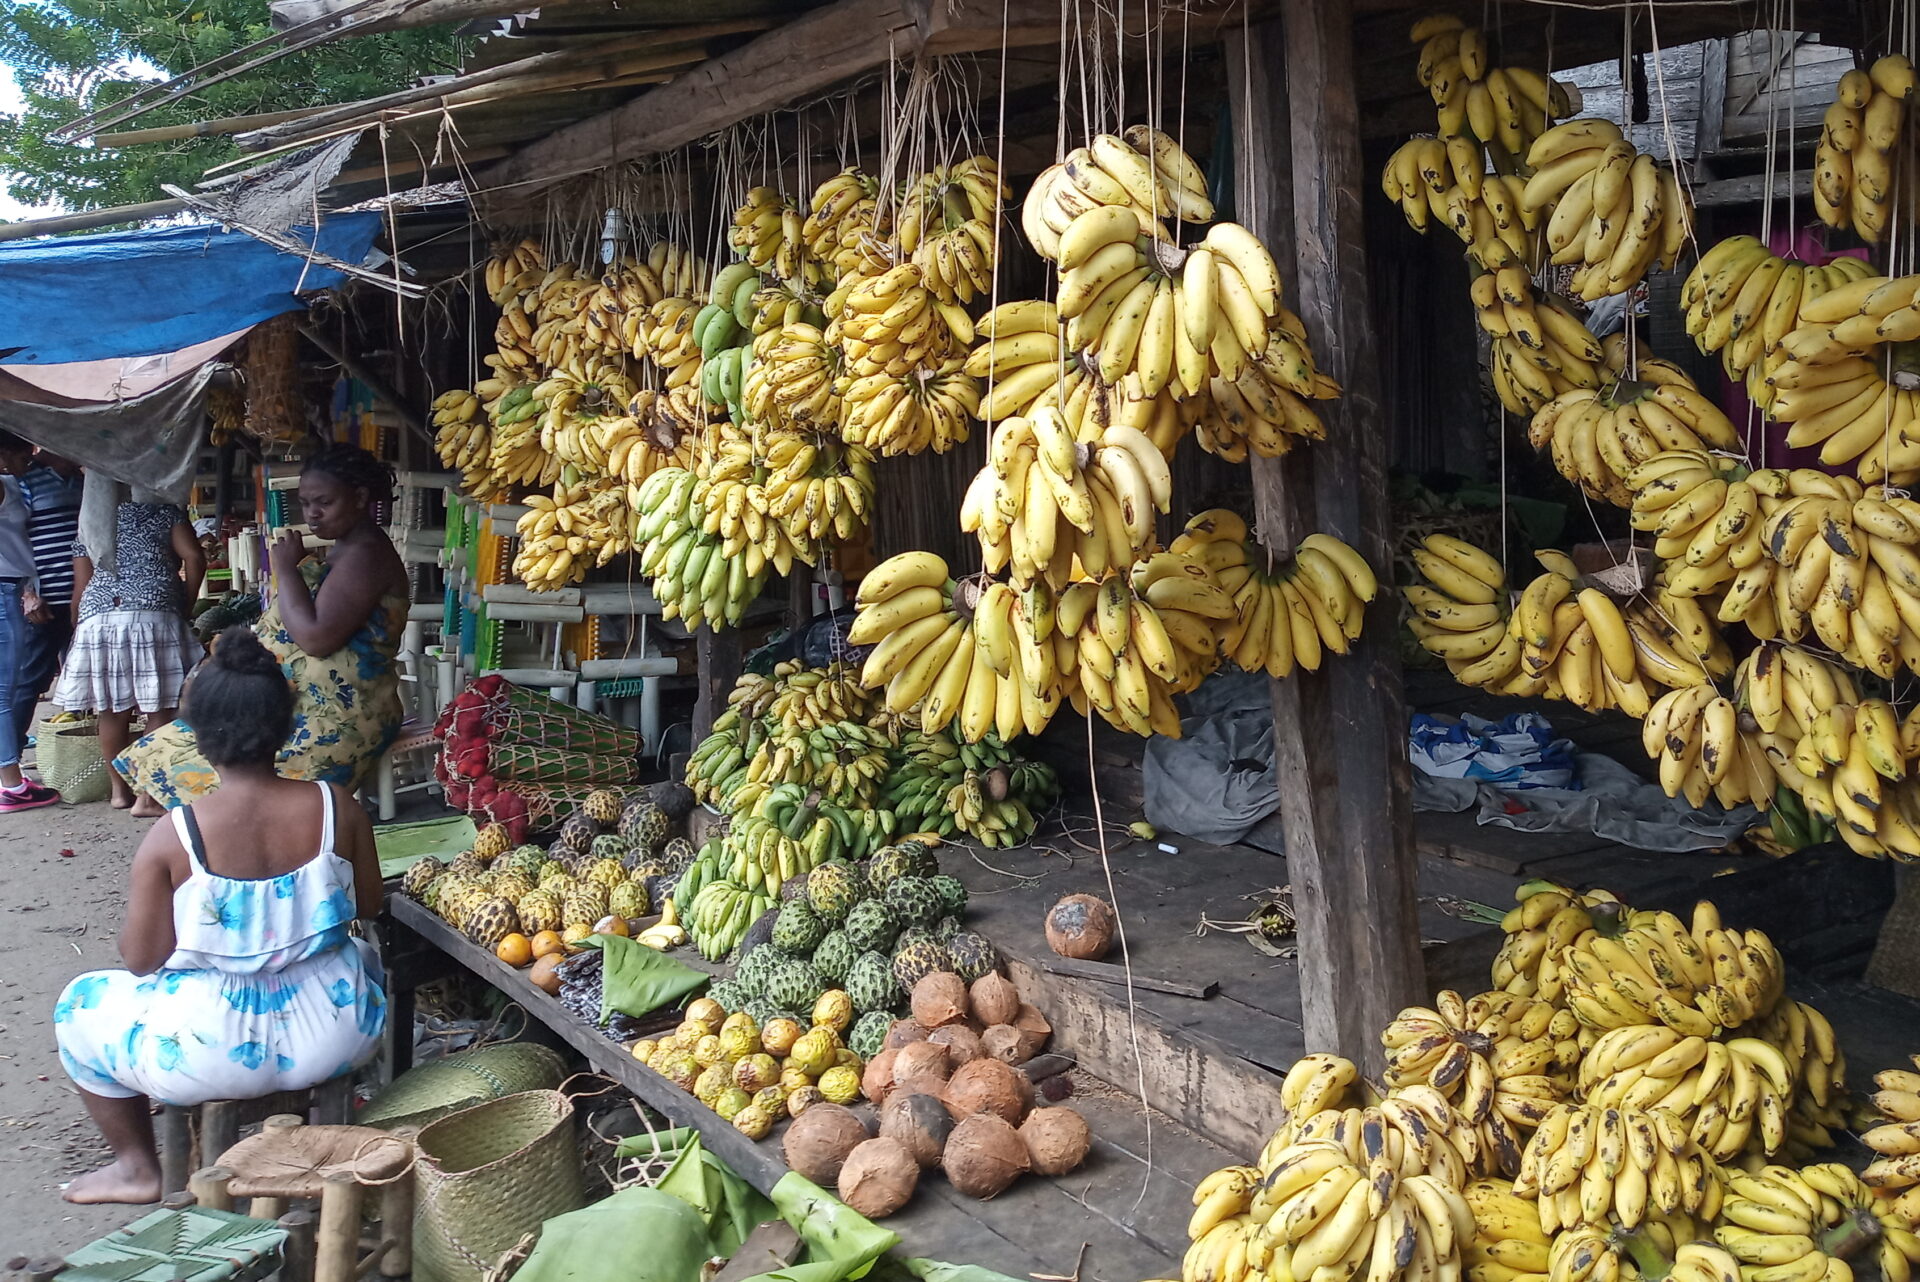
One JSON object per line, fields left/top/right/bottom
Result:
{"left": 0, "top": 0, "right": 462, "bottom": 212}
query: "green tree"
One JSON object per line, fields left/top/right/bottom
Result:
{"left": 0, "top": 0, "right": 462, "bottom": 212}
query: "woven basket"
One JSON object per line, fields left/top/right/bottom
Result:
{"left": 39, "top": 721, "right": 111, "bottom": 804}
{"left": 413, "top": 1090, "right": 584, "bottom": 1282}
{"left": 359, "top": 1043, "right": 566, "bottom": 1133}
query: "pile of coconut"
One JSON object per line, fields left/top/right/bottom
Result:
{"left": 780, "top": 970, "right": 1090, "bottom": 1217}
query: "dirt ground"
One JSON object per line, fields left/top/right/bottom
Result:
{"left": 0, "top": 789, "right": 155, "bottom": 1261}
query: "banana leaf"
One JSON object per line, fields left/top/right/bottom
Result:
{"left": 588, "top": 932, "right": 709, "bottom": 1022}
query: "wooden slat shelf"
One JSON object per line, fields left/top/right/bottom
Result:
{"left": 384, "top": 895, "right": 1216, "bottom": 1282}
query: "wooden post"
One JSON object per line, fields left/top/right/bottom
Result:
{"left": 254, "top": 1113, "right": 299, "bottom": 1216}
{"left": 315, "top": 1171, "right": 364, "bottom": 1282}
{"left": 1229, "top": 0, "right": 1424, "bottom": 1068}
{"left": 377, "top": 1175, "right": 414, "bottom": 1277}
{"left": 692, "top": 625, "right": 743, "bottom": 743}
{"left": 188, "top": 1165, "right": 234, "bottom": 1211}
{"left": 157, "top": 1105, "right": 192, "bottom": 1197}
{"left": 279, "top": 1209, "right": 318, "bottom": 1282}
{"left": 201, "top": 1100, "right": 240, "bottom": 1165}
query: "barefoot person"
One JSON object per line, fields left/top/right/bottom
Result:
{"left": 52, "top": 495, "right": 204, "bottom": 815}
{"left": 117, "top": 444, "right": 410, "bottom": 807}
{"left": 52, "top": 628, "right": 386, "bottom": 1204}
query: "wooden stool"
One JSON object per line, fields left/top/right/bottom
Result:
{"left": 212, "top": 1123, "right": 413, "bottom": 1282}
{"left": 158, "top": 1073, "right": 355, "bottom": 1199}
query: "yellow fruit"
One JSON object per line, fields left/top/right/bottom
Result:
{"left": 813, "top": 990, "right": 854, "bottom": 1034}
{"left": 714, "top": 1088, "right": 751, "bottom": 1120}
{"left": 528, "top": 953, "right": 564, "bottom": 995}
{"left": 790, "top": 1029, "right": 837, "bottom": 1076}
{"left": 630, "top": 1038, "right": 658, "bottom": 1064}
{"left": 694, "top": 1063, "right": 731, "bottom": 1105}
{"left": 530, "top": 930, "right": 568, "bottom": 960}
{"left": 818, "top": 1064, "right": 861, "bottom": 1104}
{"left": 762, "top": 1017, "right": 804, "bottom": 1058}
{"left": 733, "top": 1103, "right": 776, "bottom": 1139}
{"left": 787, "top": 1085, "right": 824, "bottom": 1117}
{"left": 780, "top": 1066, "right": 815, "bottom": 1093}
{"left": 694, "top": 1034, "right": 725, "bottom": 1067}
{"left": 734, "top": 1052, "right": 781, "bottom": 1094}
{"left": 494, "top": 933, "right": 533, "bottom": 966}
{"left": 685, "top": 997, "right": 725, "bottom": 1033}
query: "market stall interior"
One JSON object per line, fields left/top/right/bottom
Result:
{"left": 24, "top": 0, "right": 1920, "bottom": 1278}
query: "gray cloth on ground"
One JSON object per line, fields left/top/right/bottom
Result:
{"left": 0, "top": 364, "right": 214, "bottom": 576}
{"left": 1141, "top": 671, "right": 1755, "bottom": 853}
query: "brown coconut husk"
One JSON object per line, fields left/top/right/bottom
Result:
{"left": 862, "top": 1047, "right": 901, "bottom": 1105}
{"left": 1044, "top": 893, "right": 1116, "bottom": 960}
{"left": 879, "top": 1091, "right": 954, "bottom": 1168}
{"left": 1019, "top": 1106, "right": 1091, "bottom": 1175}
{"left": 1012, "top": 1004, "right": 1053, "bottom": 1057}
{"left": 942, "top": 1112, "right": 1030, "bottom": 1199}
{"left": 980, "top": 1024, "right": 1031, "bottom": 1066}
{"left": 884, "top": 1019, "right": 931, "bottom": 1050}
{"left": 928, "top": 1023, "right": 985, "bottom": 1066}
{"left": 943, "top": 1056, "right": 1034, "bottom": 1124}
{"left": 892, "top": 1040, "right": 952, "bottom": 1084}
{"left": 969, "top": 972, "right": 1021, "bottom": 1027}
{"left": 782, "top": 1103, "right": 871, "bottom": 1185}
{"left": 910, "top": 972, "right": 970, "bottom": 1028}
{"left": 838, "top": 1137, "right": 919, "bottom": 1218}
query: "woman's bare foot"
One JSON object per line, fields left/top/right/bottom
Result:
{"left": 129, "top": 795, "right": 164, "bottom": 818}
{"left": 63, "top": 1157, "right": 161, "bottom": 1204}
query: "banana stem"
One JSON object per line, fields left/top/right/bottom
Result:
{"left": 1818, "top": 1209, "right": 1884, "bottom": 1262}
{"left": 1587, "top": 899, "right": 1629, "bottom": 938}
{"left": 1612, "top": 1226, "right": 1674, "bottom": 1281}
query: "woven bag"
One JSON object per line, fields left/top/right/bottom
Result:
{"left": 39, "top": 721, "right": 111, "bottom": 804}
{"left": 359, "top": 1042, "right": 566, "bottom": 1132}
{"left": 413, "top": 1090, "right": 584, "bottom": 1282}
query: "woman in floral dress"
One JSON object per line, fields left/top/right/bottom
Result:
{"left": 118, "top": 444, "right": 411, "bottom": 806}
{"left": 54, "top": 627, "right": 385, "bottom": 1204}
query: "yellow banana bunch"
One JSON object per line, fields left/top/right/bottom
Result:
{"left": 837, "top": 357, "right": 979, "bottom": 456}
{"left": 1021, "top": 128, "right": 1211, "bottom": 259}
{"left": 513, "top": 478, "right": 634, "bottom": 591}
{"left": 1409, "top": 14, "right": 1573, "bottom": 153}
{"left": 483, "top": 238, "right": 547, "bottom": 308}
{"left": 1742, "top": 997, "right": 1849, "bottom": 1155}
{"left": 1625, "top": 451, "right": 1771, "bottom": 603}
{"left": 1774, "top": 698, "right": 1920, "bottom": 860}
{"left": 1752, "top": 473, "right": 1920, "bottom": 662}
{"left": 1381, "top": 989, "right": 1579, "bottom": 1129}
{"left": 1262, "top": 1091, "right": 1477, "bottom": 1188}
{"left": 1473, "top": 273, "right": 1601, "bottom": 378}
{"left": 1641, "top": 683, "right": 1781, "bottom": 812}
{"left": 1186, "top": 1164, "right": 1261, "bottom": 1270}
{"left": 1715, "top": 1163, "right": 1920, "bottom": 1282}
{"left": 1548, "top": 1221, "right": 1730, "bottom": 1282}
{"left": 762, "top": 434, "right": 875, "bottom": 545}
{"left": 1171, "top": 509, "right": 1377, "bottom": 677}
{"left": 1381, "top": 138, "right": 1541, "bottom": 271}
{"left": 1519, "top": 119, "right": 1691, "bottom": 301}
{"left": 1551, "top": 898, "right": 1785, "bottom": 1042}
{"left": 1513, "top": 1102, "right": 1719, "bottom": 1232}
{"left": 1577, "top": 1022, "right": 1818, "bottom": 1160}
{"left": 1866, "top": 1059, "right": 1920, "bottom": 1213}
{"left": 741, "top": 322, "right": 843, "bottom": 431}
{"left": 1191, "top": 312, "right": 1341, "bottom": 460}
{"left": 1761, "top": 271, "right": 1920, "bottom": 482}
{"left": 1681, "top": 238, "right": 1876, "bottom": 385}
{"left": 897, "top": 155, "right": 1005, "bottom": 304}
{"left": 1529, "top": 361, "right": 1741, "bottom": 507}
{"left": 640, "top": 297, "right": 706, "bottom": 390}
{"left": 1464, "top": 1177, "right": 1552, "bottom": 1282}
{"left": 1180, "top": 1212, "right": 1259, "bottom": 1282}
{"left": 1490, "top": 880, "right": 1622, "bottom": 1002}
{"left": 730, "top": 186, "right": 807, "bottom": 280}
{"left": 1056, "top": 562, "right": 1228, "bottom": 738}
{"left": 801, "top": 167, "right": 889, "bottom": 279}
{"left": 1229, "top": 1133, "right": 1474, "bottom": 1282}
{"left": 640, "top": 240, "right": 707, "bottom": 301}
{"left": 689, "top": 425, "right": 807, "bottom": 570}
{"left": 829, "top": 262, "right": 966, "bottom": 378}
{"left": 1814, "top": 57, "right": 1919, "bottom": 243}
{"left": 582, "top": 257, "right": 666, "bottom": 359}
{"left": 611, "top": 391, "right": 695, "bottom": 486}
{"left": 961, "top": 410, "right": 1172, "bottom": 587}
{"left": 1275, "top": 1054, "right": 1364, "bottom": 1132}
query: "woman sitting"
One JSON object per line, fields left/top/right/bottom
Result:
{"left": 118, "top": 443, "right": 411, "bottom": 807}
{"left": 53, "top": 495, "right": 205, "bottom": 815}
{"left": 53, "top": 627, "right": 387, "bottom": 1204}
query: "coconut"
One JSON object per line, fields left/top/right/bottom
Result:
{"left": 782, "top": 1103, "right": 870, "bottom": 1186}
{"left": 1019, "top": 1106, "right": 1091, "bottom": 1175}
{"left": 910, "top": 972, "right": 970, "bottom": 1028}
{"left": 884, "top": 1019, "right": 931, "bottom": 1050}
{"left": 928, "top": 1023, "right": 985, "bottom": 1066}
{"left": 862, "top": 1047, "right": 901, "bottom": 1104}
{"left": 1012, "top": 1004, "right": 1053, "bottom": 1057}
{"left": 879, "top": 1091, "right": 954, "bottom": 1168}
{"left": 943, "top": 1056, "right": 1033, "bottom": 1124}
{"left": 980, "top": 1024, "right": 1032, "bottom": 1066}
{"left": 1045, "top": 893, "right": 1116, "bottom": 960}
{"left": 893, "top": 1040, "right": 952, "bottom": 1084}
{"left": 970, "top": 971, "right": 1021, "bottom": 1026}
{"left": 942, "top": 1112, "right": 1030, "bottom": 1199}
{"left": 837, "top": 1137, "right": 920, "bottom": 1218}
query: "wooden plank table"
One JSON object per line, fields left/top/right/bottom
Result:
{"left": 384, "top": 896, "right": 1202, "bottom": 1282}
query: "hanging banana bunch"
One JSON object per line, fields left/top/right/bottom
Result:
{"left": 1020, "top": 127, "right": 1212, "bottom": 259}
{"left": 1814, "top": 56, "right": 1919, "bottom": 242}
{"left": 730, "top": 186, "right": 807, "bottom": 280}
{"left": 1761, "top": 272, "right": 1920, "bottom": 482}
{"left": 743, "top": 322, "right": 843, "bottom": 432}
{"left": 1527, "top": 352, "right": 1740, "bottom": 506}
{"left": 690, "top": 422, "right": 808, "bottom": 572}
{"left": 1381, "top": 136, "right": 1541, "bottom": 272}
{"left": 762, "top": 433, "right": 876, "bottom": 546}
{"left": 513, "top": 477, "right": 635, "bottom": 592}
{"left": 1475, "top": 275, "right": 1608, "bottom": 416}
{"left": 803, "top": 167, "right": 891, "bottom": 278}
{"left": 897, "top": 156, "right": 1006, "bottom": 304}
{"left": 483, "top": 238, "right": 546, "bottom": 306}
{"left": 634, "top": 466, "right": 770, "bottom": 625}
{"left": 1410, "top": 15, "right": 1574, "bottom": 157}
{"left": 1680, "top": 237, "right": 1878, "bottom": 387}
{"left": 1519, "top": 119, "right": 1692, "bottom": 301}
{"left": 641, "top": 298, "right": 707, "bottom": 391}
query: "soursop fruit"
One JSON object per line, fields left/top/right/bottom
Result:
{"left": 882, "top": 875, "right": 943, "bottom": 925}
{"left": 607, "top": 880, "right": 650, "bottom": 921}
{"left": 582, "top": 789, "right": 622, "bottom": 825}
{"left": 401, "top": 857, "right": 443, "bottom": 898}
{"left": 735, "top": 944, "right": 783, "bottom": 999}
{"left": 932, "top": 915, "right": 962, "bottom": 942}
{"left": 707, "top": 979, "right": 747, "bottom": 1012}
{"left": 743, "top": 996, "right": 782, "bottom": 1027}
{"left": 846, "top": 950, "right": 901, "bottom": 1014}
{"left": 619, "top": 799, "right": 670, "bottom": 849}
{"left": 771, "top": 901, "right": 828, "bottom": 954}
{"left": 947, "top": 931, "right": 1000, "bottom": 982}
{"left": 844, "top": 899, "right": 899, "bottom": 954}
{"left": 812, "top": 930, "right": 856, "bottom": 986}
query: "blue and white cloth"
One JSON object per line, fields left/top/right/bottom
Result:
{"left": 54, "top": 782, "right": 385, "bottom": 1105}
{"left": 1409, "top": 712, "right": 1580, "bottom": 790}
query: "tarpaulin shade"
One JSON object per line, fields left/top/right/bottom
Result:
{"left": 0, "top": 213, "right": 382, "bottom": 365}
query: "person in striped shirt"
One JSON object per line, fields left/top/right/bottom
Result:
{"left": 17, "top": 452, "right": 83, "bottom": 740}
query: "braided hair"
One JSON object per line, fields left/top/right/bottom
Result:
{"left": 301, "top": 442, "right": 395, "bottom": 506}
{"left": 186, "top": 628, "right": 294, "bottom": 767}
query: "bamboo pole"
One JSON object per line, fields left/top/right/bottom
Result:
{"left": 0, "top": 199, "right": 187, "bottom": 242}
{"left": 188, "top": 1165, "right": 234, "bottom": 1211}
{"left": 96, "top": 108, "right": 320, "bottom": 147}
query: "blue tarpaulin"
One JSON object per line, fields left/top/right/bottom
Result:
{"left": 0, "top": 213, "right": 383, "bottom": 365}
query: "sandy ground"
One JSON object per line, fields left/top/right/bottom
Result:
{"left": 0, "top": 789, "right": 155, "bottom": 1261}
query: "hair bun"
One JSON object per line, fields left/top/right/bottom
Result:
{"left": 211, "top": 626, "right": 281, "bottom": 678}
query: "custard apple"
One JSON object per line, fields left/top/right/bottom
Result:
{"left": 591, "top": 834, "right": 631, "bottom": 862}
{"left": 608, "top": 880, "right": 651, "bottom": 920}
{"left": 582, "top": 789, "right": 622, "bottom": 824}
{"left": 619, "top": 798, "right": 670, "bottom": 849}
{"left": 517, "top": 889, "right": 562, "bottom": 936}
{"left": 766, "top": 959, "right": 823, "bottom": 1013}
{"left": 865, "top": 841, "right": 936, "bottom": 891}
{"left": 503, "top": 846, "right": 546, "bottom": 881}
{"left": 883, "top": 875, "right": 943, "bottom": 925}
{"left": 891, "top": 939, "right": 949, "bottom": 992}
{"left": 947, "top": 931, "right": 1000, "bottom": 982}
{"left": 933, "top": 915, "right": 962, "bottom": 942}
{"left": 771, "top": 901, "right": 828, "bottom": 954}
{"left": 848, "top": 1009, "right": 892, "bottom": 1060}
{"left": 555, "top": 813, "right": 598, "bottom": 854}
{"left": 660, "top": 836, "right": 697, "bottom": 870}
{"left": 707, "top": 979, "right": 747, "bottom": 1012}
{"left": 844, "top": 899, "right": 899, "bottom": 953}
{"left": 806, "top": 861, "right": 864, "bottom": 922}
{"left": 401, "top": 857, "right": 443, "bottom": 898}
{"left": 929, "top": 873, "right": 968, "bottom": 918}
{"left": 465, "top": 897, "right": 520, "bottom": 949}
{"left": 846, "top": 950, "right": 901, "bottom": 1014}
{"left": 812, "top": 930, "right": 856, "bottom": 985}
{"left": 735, "top": 944, "right": 783, "bottom": 999}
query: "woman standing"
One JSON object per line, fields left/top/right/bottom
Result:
{"left": 53, "top": 628, "right": 385, "bottom": 1204}
{"left": 118, "top": 444, "right": 411, "bottom": 807}
{"left": 53, "top": 496, "right": 204, "bottom": 814}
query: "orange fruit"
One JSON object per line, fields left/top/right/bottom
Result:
{"left": 494, "top": 933, "right": 533, "bottom": 967}
{"left": 593, "top": 914, "right": 631, "bottom": 938}
{"left": 529, "top": 953, "right": 564, "bottom": 995}
{"left": 530, "top": 930, "right": 567, "bottom": 960}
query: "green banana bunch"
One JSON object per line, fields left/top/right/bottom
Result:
{"left": 634, "top": 466, "right": 772, "bottom": 624}
{"left": 686, "top": 878, "right": 772, "bottom": 960}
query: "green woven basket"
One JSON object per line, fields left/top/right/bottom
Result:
{"left": 39, "top": 721, "right": 112, "bottom": 805}
{"left": 359, "top": 1042, "right": 566, "bottom": 1133}
{"left": 413, "top": 1090, "right": 584, "bottom": 1282}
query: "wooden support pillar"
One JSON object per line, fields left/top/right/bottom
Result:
{"left": 692, "top": 625, "right": 743, "bottom": 743}
{"left": 1228, "top": 0, "right": 1424, "bottom": 1069}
